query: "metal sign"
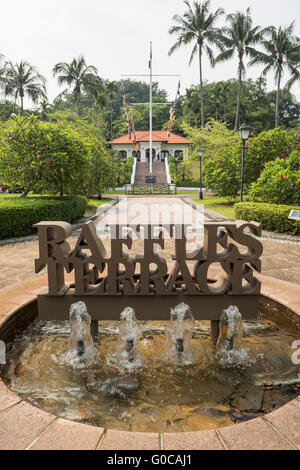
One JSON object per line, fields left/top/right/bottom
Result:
{"left": 34, "top": 220, "right": 263, "bottom": 323}
{"left": 288, "top": 210, "right": 300, "bottom": 221}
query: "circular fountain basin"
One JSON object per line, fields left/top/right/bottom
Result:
{"left": 0, "top": 275, "right": 300, "bottom": 450}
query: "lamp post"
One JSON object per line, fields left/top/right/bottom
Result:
{"left": 238, "top": 122, "right": 251, "bottom": 203}
{"left": 198, "top": 147, "right": 204, "bottom": 200}
{"left": 174, "top": 152, "right": 183, "bottom": 195}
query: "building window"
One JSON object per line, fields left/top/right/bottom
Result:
{"left": 132, "top": 150, "right": 141, "bottom": 161}
{"left": 120, "top": 150, "right": 127, "bottom": 160}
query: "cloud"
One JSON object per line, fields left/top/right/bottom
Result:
{"left": 0, "top": 0, "right": 299, "bottom": 106}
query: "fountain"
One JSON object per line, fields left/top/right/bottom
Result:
{"left": 167, "top": 303, "right": 195, "bottom": 364}
{"left": 2, "top": 298, "right": 300, "bottom": 433}
{"left": 1, "top": 219, "right": 300, "bottom": 446}
{"left": 68, "top": 301, "right": 95, "bottom": 361}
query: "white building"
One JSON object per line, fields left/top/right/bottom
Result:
{"left": 108, "top": 131, "right": 191, "bottom": 162}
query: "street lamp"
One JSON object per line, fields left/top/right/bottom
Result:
{"left": 198, "top": 147, "right": 204, "bottom": 200}
{"left": 238, "top": 122, "right": 251, "bottom": 203}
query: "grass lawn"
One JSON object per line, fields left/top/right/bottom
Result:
{"left": 191, "top": 196, "right": 240, "bottom": 219}
{"left": 86, "top": 198, "right": 110, "bottom": 213}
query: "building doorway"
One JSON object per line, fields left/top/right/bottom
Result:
{"left": 146, "top": 148, "right": 156, "bottom": 162}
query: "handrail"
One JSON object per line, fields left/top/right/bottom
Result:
{"left": 165, "top": 156, "right": 171, "bottom": 185}
{"left": 130, "top": 157, "right": 137, "bottom": 186}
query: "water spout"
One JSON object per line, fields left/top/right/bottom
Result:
{"left": 217, "top": 305, "right": 243, "bottom": 353}
{"left": 167, "top": 303, "right": 195, "bottom": 364}
{"left": 126, "top": 338, "right": 135, "bottom": 363}
{"left": 68, "top": 301, "right": 95, "bottom": 360}
{"left": 116, "top": 307, "right": 141, "bottom": 366}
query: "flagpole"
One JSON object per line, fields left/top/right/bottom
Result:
{"left": 149, "top": 41, "right": 153, "bottom": 178}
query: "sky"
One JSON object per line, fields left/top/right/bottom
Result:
{"left": 1, "top": 0, "right": 300, "bottom": 107}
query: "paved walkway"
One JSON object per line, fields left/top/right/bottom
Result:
{"left": 0, "top": 196, "right": 300, "bottom": 290}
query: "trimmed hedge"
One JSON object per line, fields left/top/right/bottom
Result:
{"left": 177, "top": 181, "right": 200, "bottom": 188}
{"left": 0, "top": 196, "right": 88, "bottom": 240}
{"left": 234, "top": 202, "right": 300, "bottom": 235}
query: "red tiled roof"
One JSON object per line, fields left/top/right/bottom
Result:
{"left": 108, "top": 131, "right": 192, "bottom": 145}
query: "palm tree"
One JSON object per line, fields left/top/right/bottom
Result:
{"left": 215, "top": 7, "right": 265, "bottom": 130}
{"left": 3, "top": 61, "right": 47, "bottom": 114}
{"left": 249, "top": 23, "right": 300, "bottom": 127}
{"left": 106, "top": 81, "right": 119, "bottom": 140}
{"left": 53, "top": 56, "right": 99, "bottom": 115}
{"left": 168, "top": 0, "right": 225, "bottom": 127}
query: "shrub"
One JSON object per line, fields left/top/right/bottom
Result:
{"left": 250, "top": 150, "right": 300, "bottom": 205}
{"left": 204, "top": 145, "right": 241, "bottom": 197}
{"left": 0, "top": 115, "right": 91, "bottom": 197}
{"left": 245, "top": 128, "right": 298, "bottom": 184}
{"left": 177, "top": 181, "right": 200, "bottom": 188}
{"left": 0, "top": 196, "right": 87, "bottom": 239}
{"left": 234, "top": 202, "right": 300, "bottom": 235}
{"left": 204, "top": 128, "right": 298, "bottom": 198}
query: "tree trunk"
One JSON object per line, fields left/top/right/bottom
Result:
{"left": 20, "top": 95, "right": 24, "bottom": 115}
{"left": 110, "top": 101, "right": 113, "bottom": 140}
{"left": 275, "top": 70, "right": 281, "bottom": 128}
{"left": 76, "top": 92, "right": 80, "bottom": 116}
{"left": 198, "top": 45, "right": 205, "bottom": 128}
{"left": 235, "top": 56, "right": 243, "bottom": 131}
{"left": 20, "top": 187, "right": 30, "bottom": 198}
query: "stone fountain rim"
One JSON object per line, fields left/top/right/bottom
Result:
{"left": 0, "top": 273, "right": 299, "bottom": 450}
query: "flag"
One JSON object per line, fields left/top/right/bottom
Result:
{"left": 149, "top": 42, "right": 152, "bottom": 69}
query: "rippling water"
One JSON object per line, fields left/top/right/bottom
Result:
{"left": 2, "top": 299, "right": 300, "bottom": 433}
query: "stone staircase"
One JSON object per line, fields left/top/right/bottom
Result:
{"left": 131, "top": 161, "right": 170, "bottom": 194}
{"left": 134, "top": 162, "right": 167, "bottom": 185}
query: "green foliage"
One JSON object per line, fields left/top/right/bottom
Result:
{"left": 125, "top": 156, "right": 134, "bottom": 184}
{"left": 250, "top": 150, "right": 300, "bottom": 204}
{"left": 0, "top": 115, "right": 90, "bottom": 196}
{"left": 177, "top": 181, "right": 200, "bottom": 188}
{"left": 46, "top": 108, "right": 108, "bottom": 144}
{"left": 129, "top": 186, "right": 172, "bottom": 195}
{"left": 183, "top": 118, "right": 240, "bottom": 160}
{"left": 204, "top": 127, "right": 299, "bottom": 197}
{"left": 182, "top": 79, "right": 300, "bottom": 133}
{"left": 234, "top": 202, "right": 300, "bottom": 235}
{"left": 82, "top": 140, "right": 115, "bottom": 196}
{"left": 0, "top": 196, "right": 87, "bottom": 239}
{"left": 0, "top": 102, "right": 17, "bottom": 121}
{"left": 2, "top": 60, "right": 47, "bottom": 113}
{"left": 0, "top": 115, "right": 114, "bottom": 197}
{"left": 53, "top": 56, "right": 100, "bottom": 115}
{"left": 244, "top": 127, "right": 297, "bottom": 183}
{"left": 204, "top": 144, "right": 241, "bottom": 197}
